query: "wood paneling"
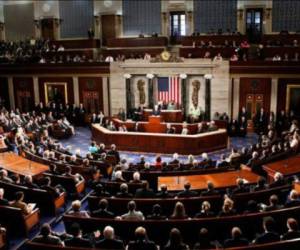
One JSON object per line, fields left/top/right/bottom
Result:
{"left": 49, "top": 39, "right": 100, "bottom": 49}
{"left": 78, "top": 77, "right": 103, "bottom": 113}
{"left": 0, "top": 63, "right": 109, "bottom": 75}
{"left": 13, "top": 77, "right": 34, "bottom": 112}
{"left": 106, "top": 37, "right": 168, "bottom": 47}
{"left": 0, "top": 77, "right": 9, "bottom": 109}
{"left": 239, "top": 78, "right": 271, "bottom": 114}
{"left": 41, "top": 18, "right": 55, "bottom": 40}
{"left": 101, "top": 15, "right": 117, "bottom": 46}
{"left": 277, "top": 78, "right": 300, "bottom": 114}
{"left": 38, "top": 77, "right": 74, "bottom": 105}
{"left": 179, "top": 35, "right": 246, "bottom": 46}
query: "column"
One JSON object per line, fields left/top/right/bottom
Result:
{"left": 146, "top": 74, "right": 154, "bottom": 109}
{"left": 204, "top": 74, "right": 212, "bottom": 120}
{"left": 33, "top": 76, "right": 40, "bottom": 104}
{"left": 8, "top": 77, "right": 15, "bottom": 110}
{"left": 232, "top": 77, "right": 240, "bottom": 119}
{"left": 102, "top": 76, "right": 109, "bottom": 116}
{"left": 270, "top": 78, "right": 278, "bottom": 115}
{"left": 72, "top": 76, "right": 80, "bottom": 106}
{"left": 180, "top": 73, "right": 188, "bottom": 116}
{"left": 124, "top": 74, "right": 132, "bottom": 115}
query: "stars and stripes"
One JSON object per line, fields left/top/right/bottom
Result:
{"left": 157, "top": 76, "right": 180, "bottom": 104}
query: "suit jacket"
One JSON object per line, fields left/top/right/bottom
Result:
{"left": 135, "top": 188, "right": 155, "bottom": 198}
{"left": 0, "top": 198, "right": 9, "bottom": 206}
{"left": 32, "top": 235, "right": 62, "bottom": 246}
{"left": 281, "top": 230, "right": 300, "bottom": 240}
{"left": 201, "top": 189, "right": 219, "bottom": 196}
{"left": 127, "top": 239, "right": 157, "bottom": 250}
{"left": 255, "top": 232, "right": 280, "bottom": 244}
{"left": 177, "top": 189, "right": 198, "bottom": 198}
{"left": 91, "top": 209, "right": 115, "bottom": 218}
{"left": 223, "top": 237, "right": 249, "bottom": 248}
{"left": 95, "top": 238, "right": 124, "bottom": 249}
{"left": 64, "top": 237, "right": 92, "bottom": 248}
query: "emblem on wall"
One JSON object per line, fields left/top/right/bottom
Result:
{"left": 137, "top": 79, "right": 146, "bottom": 105}
{"left": 192, "top": 80, "right": 201, "bottom": 106}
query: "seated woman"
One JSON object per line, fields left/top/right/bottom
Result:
{"left": 195, "top": 201, "right": 214, "bottom": 218}
{"left": 170, "top": 202, "right": 189, "bottom": 220}
{"left": 218, "top": 197, "right": 236, "bottom": 217}
{"left": 164, "top": 228, "right": 189, "bottom": 250}
{"left": 68, "top": 200, "right": 90, "bottom": 218}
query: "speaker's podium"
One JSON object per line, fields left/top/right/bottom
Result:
{"left": 144, "top": 115, "right": 166, "bottom": 133}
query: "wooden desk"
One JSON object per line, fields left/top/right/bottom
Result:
{"left": 92, "top": 124, "right": 228, "bottom": 155}
{"left": 143, "top": 109, "right": 183, "bottom": 122}
{"left": 158, "top": 167, "right": 259, "bottom": 191}
{"left": 0, "top": 152, "right": 49, "bottom": 177}
{"left": 263, "top": 155, "right": 300, "bottom": 179}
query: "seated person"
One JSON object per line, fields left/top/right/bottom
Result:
{"left": 130, "top": 172, "right": 142, "bottom": 184}
{"left": 181, "top": 123, "right": 189, "bottom": 135}
{"left": 116, "top": 183, "right": 133, "bottom": 198}
{"left": 253, "top": 217, "right": 280, "bottom": 244}
{"left": 146, "top": 204, "right": 166, "bottom": 220}
{"left": 127, "top": 227, "right": 157, "bottom": 250}
{"left": 91, "top": 184, "right": 110, "bottom": 197}
{"left": 285, "top": 190, "right": 300, "bottom": 207}
{"left": 189, "top": 104, "right": 201, "bottom": 123}
{"left": 156, "top": 184, "right": 173, "bottom": 198}
{"left": 167, "top": 101, "right": 176, "bottom": 110}
{"left": 281, "top": 218, "right": 300, "bottom": 240}
{"left": 243, "top": 200, "right": 259, "bottom": 214}
{"left": 207, "top": 121, "right": 218, "bottom": 131}
{"left": 91, "top": 198, "right": 115, "bottom": 218}
{"left": 262, "top": 195, "right": 283, "bottom": 211}
{"left": 201, "top": 181, "right": 219, "bottom": 196}
{"left": 232, "top": 178, "right": 250, "bottom": 194}
{"left": 193, "top": 228, "right": 216, "bottom": 249}
{"left": 169, "top": 153, "right": 180, "bottom": 165}
{"left": 0, "top": 188, "right": 9, "bottom": 206}
{"left": 253, "top": 176, "right": 268, "bottom": 191}
{"left": 195, "top": 201, "right": 214, "bottom": 218}
{"left": 170, "top": 202, "right": 189, "bottom": 219}
{"left": 32, "top": 223, "right": 64, "bottom": 246}
{"left": 68, "top": 200, "right": 90, "bottom": 218}
{"left": 120, "top": 201, "right": 144, "bottom": 221}
{"left": 223, "top": 227, "right": 249, "bottom": 248}
{"left": 166, "top": 123, "right": 176, "bottom": 134}
{"left": 64, "top": 223, "right": 92, "bottom": 248}
{"left": 197, "top": 122, "right": 206, "bottom": 133}
{"left": 200, "top": 153, "right": 212, "bottom": 168}
{"left": 135, "top": 181, "right": 154, "bottom": 198}
{"left": 177, "top": 182, "right": 198, "bottom": 197}
{"left": 23, "top": 175, "right": 39, "bottom": 189}
{"left": 95, "top": 226, "right": 124, "bottom": 250}
{"left": 41, "top": 177, "right": 62, "bottom": 198}
{"left": 218, "top": 197, "right": 236, "bottom": 217}
{"left": 269, "top": 172, "right": 286, "bottom": 188}
{"left": 164, "top": 228, "right": 189, "bottom": 250}
{"left": 216, "top": 154, "right": 230, "bottom": 168}
{"left": 152, "top": 105, "right": 161, "bottom": 116}
{"left": 10, "top": 191, "right": 34, "bottom": 215}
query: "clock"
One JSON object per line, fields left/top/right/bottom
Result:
{"left": 161, "top": 51, "right": 171, "bottom": 61}
{"left": 42, "top": 3, "right": 51, "bottom": 13}
{"left": 103, "top": 0, "right": 113, "bottom": 8}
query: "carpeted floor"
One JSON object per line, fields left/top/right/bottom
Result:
{"left": 60, "top": 127, "right": 258, "bottom": 163}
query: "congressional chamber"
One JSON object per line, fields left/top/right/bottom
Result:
{"left": 0, "top": 1, "right": 300, "bottom": 250}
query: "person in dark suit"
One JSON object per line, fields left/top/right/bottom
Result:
{"left": 193, "top": 228, "right": 216, "bottom": 250}
{"left": 23, "top": 175, "right": 39, "bottom": 189}
{"left": 91, "top": 199, "right": 115, "bottom": 218}
{"left": 285, "top": 190, "right": 300, "bottom": 208}
{"left": 263, "top": 195, "right": 284, "bottom": 212}
{"left": 281, "top": 218, "right": 300, "bottom": 240}
{"left": 166, "top": 123, "right": 176, "bottom": 134}
{"left": 223, "top": 227, "right": 249, "bottom": 248}
{"left": 95, "top": 226, "right": 124, "bottom": 249}
{"left": 32, "top": 223, "right": 63, "bottom": 246}
{"left": 135, "top": 181, "right": 154, "bottom": 198}
{"left": 91, "top": 184, "right": 111, "bottom": 197}
{"left": 269, "top": 172, "right": 285, "bottom": 188}
{"left": 127, "top": 226, "right": 157, "bottom": 250}
{"left": 107, "top": 144, "right": 120, "bottom": 163}
{"left": 253, "top": 176, "right": 268, "bottom": 191}
{"left": 0, "top": 188, "right": 9, "bottom": 206}
{"left": 75, "top": 103, "right": 86, "bottom": 126}
{"left": 64, "top": 223, "right": 92, "bottom": 248}
{"left": 156, "top": 184, "right": 173, "bottom": 198}
{"left": 152, "top": 105, "right": 161, "bottom": 116}
{"left": 254, "top": 217, "right": 280, "bottom": 244}
{"left": 41, "top": 177, "right": 61, "bottom": 198}
{"left": 232, "top": 178, "right": 250, "bottom": 195}
{"left": 254, "top": 108, "right": 268, "bottom": 134}
{"left": 238, "top": 116, "right": 248, "bottom": 137}
{"left": 116, "top": 183, "right": 133, "bottom": 198}
{"left": 177, "top": 182, "right": 198, "bottom": 197}
{"left": 216, "top": 154, "right": 230, "bottom": 168}
{"left": 200, "top": 181, "right": 219, "bottom": 196}
{"left": 146, "top": 204, "right": 166, "bottom": 220}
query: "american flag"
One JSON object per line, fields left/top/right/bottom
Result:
{"left": 157, "top": 76, "right": 180, "bottom": 104}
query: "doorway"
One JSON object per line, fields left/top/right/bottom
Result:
{"left": 41, "top": 18, "right": 55, "bottom": 40}
{"left": 170, "top": 11, "right": 186, "bottom": 43}
{"left": 246, "top": 8, "right": 263, "bottom": 43}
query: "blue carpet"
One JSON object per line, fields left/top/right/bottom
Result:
{"left": 61, "top": 127, "right": 258, "bottom": 163}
